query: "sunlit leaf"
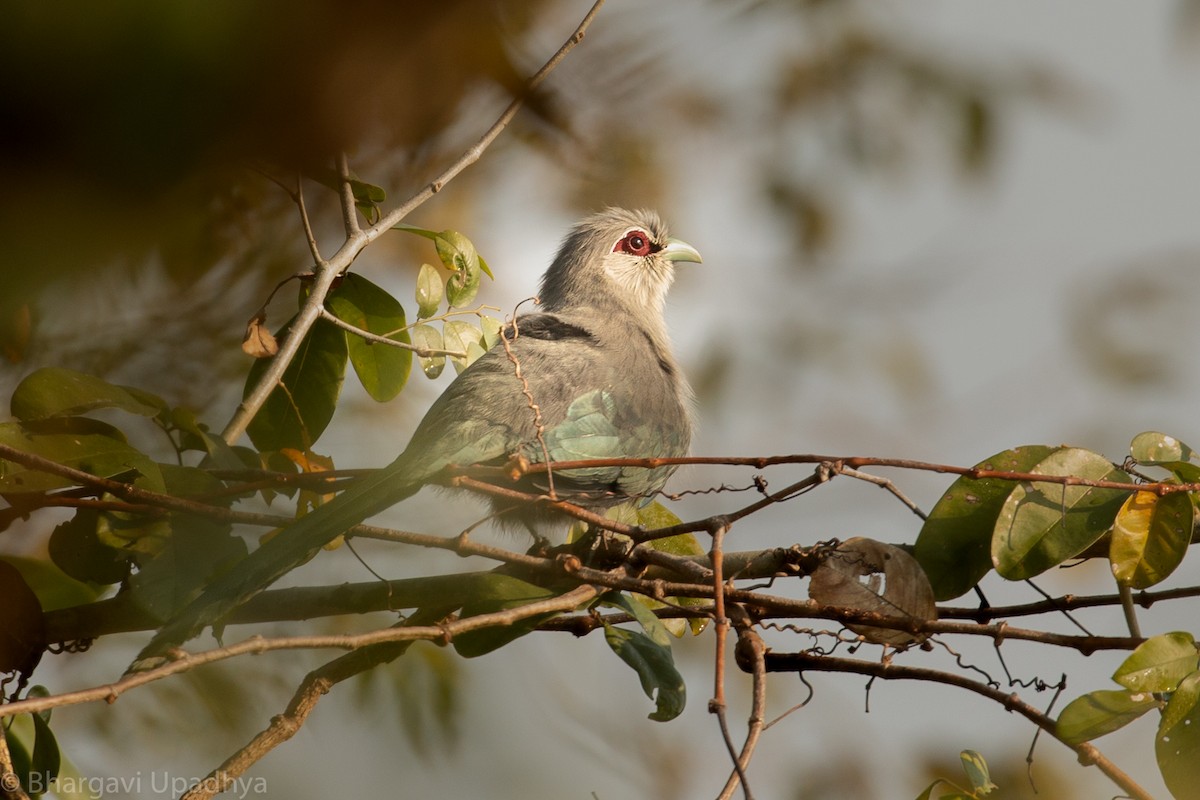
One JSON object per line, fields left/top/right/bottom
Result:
{"left": 10, "top": 367, "right": 161, "bottom": 420}
{"left": 959, "top": 750, "right": 997, "bottom": 795}
{"left": 1158, "top": 675, "right": 1200, "bottom": 800}
{"left": 1113, "top": 632, "right": 1198, "bottom": 693}
{"left": 1110, "top": 489, "right": 1193, "bottom": 588}
{"left": 1130, "top": 431, "right": 1200, "bottom": 483}
{"left": 326, "top": 273, "right": 412, "bottom": 402}
{"left": 991, "top": 447, "right": 1130, "bottom": 580}
{"left": 1131, "top": 431, "right": 1197, "bottom": 466}
{"left": 443, "top": 320, "right": 484, "bottom": 374}
{"left": 633, "top": 501, "right": 708, "bottom": 635}
{"left": 1161, "top": 671, "right": 1200, "bottom": 735}
{"left": 415, "top": 263, "right": 443, "bottom": 319}
{"left": 914, "top": 445, "right": 1057, "bottom": 600}
{"left": 480, "top": 315, "right": 502, "bottom": 349}
{"left": 411, "top": 323, "right": 445, "bottom": 379}
{"left": 244, "top": 314, "right": 348, "bottom": 452}
{"left": 1056, "top": 689, "right": 1157, "bottom": 745}
{"left": 435, "top": 231, "right": 482, "bottom": 307}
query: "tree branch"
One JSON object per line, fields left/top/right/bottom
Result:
{"left": 756, "top": 651, "right": 1155, "bottom": 800}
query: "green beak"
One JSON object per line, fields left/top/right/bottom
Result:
{"left": 661, "top": 238, "right": 703, "bottom": 264}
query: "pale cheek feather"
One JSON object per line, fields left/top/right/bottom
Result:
{"left": 603, "top": 253, "right": 674, "bottom": 312}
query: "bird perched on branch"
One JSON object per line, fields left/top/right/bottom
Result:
{"left": 135, "top": 207, "right": 701, "bottom": 661}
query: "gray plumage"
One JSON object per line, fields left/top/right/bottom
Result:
{"left": 399, "top": 207, "right": 697, "bottom": 527}
{"left": 135, "top": 207, "right": 700, "bottom": 660}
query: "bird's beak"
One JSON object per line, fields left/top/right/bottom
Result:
{"left": 661, "top": 238, "right": 703, "bottom": 264}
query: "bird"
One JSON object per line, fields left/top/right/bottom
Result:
{"left": 133, "top": 207, "right": 701, "bottom": 662}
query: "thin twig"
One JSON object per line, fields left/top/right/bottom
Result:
{"left": 719, "top": 617, "right": 767, "bottom": 800}
{"left": 758, "top": 652, "right": 1155, "bottom": 800}
{"left": 296, "top": 173, "right": 322, "bottom": 264}
{"left": 2, "top": 586, "right": 600, "bottom": 720}
{"left": 317, "top": 307, "right": 466, "bottom": 357}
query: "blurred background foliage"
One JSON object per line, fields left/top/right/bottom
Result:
{"left": 0, "top": 0, "right": 1062, "bottom": 407}
{"left": 4, "top": 2, "right": 1200, "bottom": 799}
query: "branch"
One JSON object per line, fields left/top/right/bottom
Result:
{"left": 3, "top": 586, "right": 600, "bottom": 720}
{"left": 180, "top": 587, "right": 600, "bottom": 800}
{"left": 756, "top": 651, "right": 1155, "bottom": 800}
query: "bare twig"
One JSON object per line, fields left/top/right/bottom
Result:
{"left": 317, "top": 307, "right": 466, "bottom": 357}
{"left": 758, "top": 652, "right": 1155, "bottom": 800}
{"left": 2, "top": 586, "right": 599, "bottom": 721}
{"left": 719, "top": 618, "right": 767, "bottom": 800}
{"left": 296, "top": 173, "right": 322, "bottom": 264}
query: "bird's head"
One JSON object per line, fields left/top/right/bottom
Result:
{"left": 539, "top": 208, "right": 702, "bottom": 316}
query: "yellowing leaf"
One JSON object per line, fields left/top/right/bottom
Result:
{"left": 1111, "top": 489, "right": 1193, "bottom": 588}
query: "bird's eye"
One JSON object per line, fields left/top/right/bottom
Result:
{"left": 613, "top": 230, "right": 653, "bottom": 257}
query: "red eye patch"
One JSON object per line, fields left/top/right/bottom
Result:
{"left": 613, "top": 229, "right": 654, "bottom": 257}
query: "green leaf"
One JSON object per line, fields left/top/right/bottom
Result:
{"left": 480, "top": 315, "right": 502, "bottom": 349}
{"left": 991, "top": 447, "right": 1130, "bottom": 580}
{"left": 1056, "top": 689, "right": 1157, "bottom": 745}
{"left": 603, "top": 592, "right": 672, "bottom": 648}
{"left": 1130, "top": 431, "right": 1200, "bottom": 483}
{"left": 393, "top": 225, "right": 491, "bottom": 305}
{"left": 326, "top": 273, "right": 412, "bottom": 402}
{"left": 451, "top": 574, "right": 561, "bottom": 659}
{"left": 914, "top": 446, "right": 1057, "bottom": 600}
{"left": 0, "top": 559, "right": 46, "bottom": 675}
{"left": 1161, "top": 670, "right": 1200, "bottom": 735}
{"left": 959, "top": 750, "right": 997, "bottom": 795}
{"left": 170, "top": 408, "right": 246, "bottom": 471}
{"left": 1113, "top": 632, "right": 1199, "bottom": 693}
{"left": 442, "top": 320, "right": 483, "bottom": 374}
{"left": 1131, "top": 431, "right": 1197, "bottom": 466}
{"left": 1110, "top": 489, "right": 1193, "bottom": 588}
{"left": 438, "top": 231, "right": 483, "bottom": 308}
{"left": 244, "top": 314, "right": 348, "bottom": 452}
{"left": 30, "top": 706, "right": 62, "bottom": 787}
{"left": 4, "top": 719, "right": 32, "bottom": 794}
{"left": 603, "top": 621, "right": 686, "bottom": 721}
{"left": 0, "top": 420, "right": 156, "bottom": 493}
{"left": 415, "top": 263, "right": 443, "bottom": 319}
{"left": 411, "top": 323, "right": 445, "bottom": 379}
{"left": 10, "top": 367, "right": 161, "bottom": 421}
{"left": 634, "top": 502, "right": 708, "bottom": 636}
{"left": 1157, "top": 674, "right": 1200, "bottom": 800}
{"left": 49, "top": 510, "right": 131, "bottom": 585}
{"left": 0, "top": 556, "right": 100, "bottom": 612}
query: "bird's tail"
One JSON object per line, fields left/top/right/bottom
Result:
{"left": 130, "top": 460, "right": 418, "bottom": 668}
